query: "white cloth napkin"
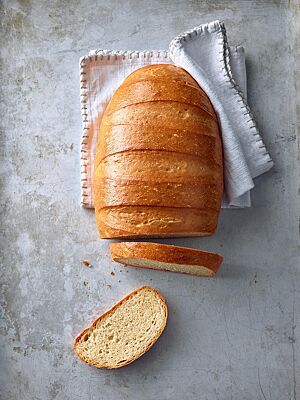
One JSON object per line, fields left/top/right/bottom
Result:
{"left": 169, "top": 20, "right": 273, "bottom": 206}
{"left": 80, "top": 20, "right": 273, "bottom": 209}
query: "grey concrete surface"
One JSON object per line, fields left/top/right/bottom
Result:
{"left": 0, "top": 0, "right": 299, "bottom": 399}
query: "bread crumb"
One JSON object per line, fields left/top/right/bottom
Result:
{"left": 74, "top": 286, "right": 167, "bottom": 368}
{"left": 118, "top": 280, "right": 121, "bottom": 283}
{"left": 83, "top": 281, "right": 88, "bottom": 286}
{"left": 110, "top": 271, "right": 115, "bottom": 276}
{"left": 82, "top": 259, "right": 92, "bottom": 268}
{"left": 106, "top": 284, "right": 111, "bottom": 289}
{"left": 119, "top": 270, "right": 123, "bottom": 272}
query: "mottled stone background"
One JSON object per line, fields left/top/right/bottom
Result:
{"left": 0, "top": 1, "right": 299, "bottom": 399}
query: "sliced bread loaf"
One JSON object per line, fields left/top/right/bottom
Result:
{"left": 94, "top": 64, "right": 223, "bottom": 239}
{"left": 110, "top": 242, "right": 223, "bottom": 277}
{"left": 74, "top": 286, "right": 167, "bottom": 369}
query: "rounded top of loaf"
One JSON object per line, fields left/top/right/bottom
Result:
{"left": 104, "top": 64, "right": 217, "bottom": 121}
{"left": 124, "top": 64, "right": 199, "bottom": 86}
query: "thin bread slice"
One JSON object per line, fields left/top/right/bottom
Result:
{"left": 110, "top": 242, "right": 223, "bottom": 277}
{"left": 74, "top": 286, "right": 167, "bottom": 369}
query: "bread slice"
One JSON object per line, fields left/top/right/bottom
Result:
{"left": 110, "top": 242, "right": 223, "bottom": 277}
{"left": 105, "top": 79, "right": 217, "bottom": 119}
{"left": 95, "top": 151, "right": 222, "bottom": 183}
{"left": 96, "top": 206, "right": 218, "bottom": 239}
{"left": 97, "top": 125, "right": 222, "bottom": 166}
{"left": 94, "top": 179, "right": 222, "bottom": 210}
{"left": 74, "top": 286, "right": 167, "bottom": 369}
{"left": 107, "top": 101, "right": 219, "bottom": 133}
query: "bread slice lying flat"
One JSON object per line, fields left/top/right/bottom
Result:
{"left": 74, "top": 286, "right": 167, "bottom": 369}
{"left": 110, "top": 242, "right": 223, "bottom": 277}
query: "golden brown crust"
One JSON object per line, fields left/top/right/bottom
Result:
{"left": 105, "top": 102, "right": 219, "bottom": 133}
{"left": 122, "top": 64, "right": 201, "bottom": 89}
{"left": 95, "top": 151, "right": 222, "bottom": 184}
{"left": 96, "top": 206, "right": 218, "bottom": 239}
{"left": 94, "top": 64, "right": 223, "bottom": 239}
{"left": 96, "top": 125, "right": 222, "bottom": 166}
{"left": 95, "top": 179, "right": 222, "bottom": 210}
{"left": 74, "top": 286, "right": 168, "bottom": 369}
{"left": 110, "top": 242, "right": 223, "bottom": 276}
{"left": 105, "top": 79, "right": 217, "bottom": 119}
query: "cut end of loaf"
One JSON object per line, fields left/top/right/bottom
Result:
{"left": 74, "top": 286, "right": 167, "bottom": 369}
{"left": 110, "top": 242, "right": 223, "bottom": 277}
{"left": 115, "top": 257, "right": 216, "bottom": 277}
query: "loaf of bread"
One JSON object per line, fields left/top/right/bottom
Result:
{"left": 94, "top": 64, "right": 223, "bottom": 239}
{"left": 110, "top": 242, "right": 223, "bottom": 277}
{"left": 74, "top": 286, "right": 167, "bottom": 369}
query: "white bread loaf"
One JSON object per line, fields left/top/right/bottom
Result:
{"left": 94, "top": 64, "right": 223, "bottom": 239}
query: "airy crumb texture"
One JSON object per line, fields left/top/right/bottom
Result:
{"left": 74, "top": 286, "right": 167, "bottom": 369}
{"left": 118, "top": 257, "right": 215, "bottom": 276}
{"left": 110, "top": 242, "right": 223, "bottom": 277}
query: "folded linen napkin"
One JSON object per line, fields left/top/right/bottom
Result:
{"left": 80, "top": 20, "right": 273, "bottom": 209}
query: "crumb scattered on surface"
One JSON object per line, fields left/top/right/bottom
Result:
{"left": 119, "top": 270, "right": 123, "bottom": 272}
{"left": 118, "top": 280, "right": 121, "bottom": 283}
{"left": 83, "top": 281, "right": 88, "bottom": 286}
{"left": 82, "top": 259, "right": 92, "bottom": 268}
{"left": 110, "top": 271, "right": 115, "bottom": 276}
{"left": 126, "top": 270, "right": 128, "bottom": 273}
{"left": 219, "top": 244, "right": 224, "bottom": 248}
{"left": 106, "top": 284, "right": 111, "bottom": 289}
